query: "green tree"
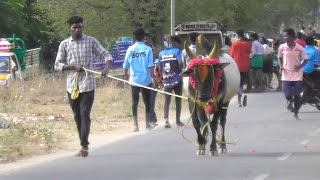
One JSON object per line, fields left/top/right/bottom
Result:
{"left": 0, "top": 0, "right": 28, "bottom": 37}
{"left": 119, "top": 0, "right": 169, "bottom": 47}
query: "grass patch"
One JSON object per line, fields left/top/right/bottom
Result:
{"left": 0, "top": 74, "right": 189, "bottom": 162}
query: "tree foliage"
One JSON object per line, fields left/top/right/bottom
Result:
{"left": 3, "top": 0, "right": 320, "bottom": 70}
{"left": 0, "top": 0, "right": 62, "bottom": 71}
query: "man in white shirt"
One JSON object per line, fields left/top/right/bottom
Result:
{"left": 249, "top": 33, "right": 265, "bottom": 91}
{"left": 182, "top": 32, "right": 198, "bottom": 69}
{"left": 260, "top": 37, "right": 274, "bottom": 89}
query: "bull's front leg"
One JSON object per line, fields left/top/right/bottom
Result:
{"left": 219, "top": 102, "right": 230, "bottom": 154}
{"left": 196, "top": 107, "right": 209, "bottom": 155}
{"left": 189, "top": 99, "right": 206, "bottom": 155}
{"left": 209, "top": 110, "right": 220, "bottom": 156}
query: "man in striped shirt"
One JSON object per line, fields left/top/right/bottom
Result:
{"left": 55, "top": 16, "right": 113, "bottom": 157}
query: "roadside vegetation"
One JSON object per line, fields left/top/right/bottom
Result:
{"left": 0, "top": 74, "right": 180, "bottom": 162}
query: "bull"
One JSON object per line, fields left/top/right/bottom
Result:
{"left": 181, "top": 37, "right": 240, "bottom": 156}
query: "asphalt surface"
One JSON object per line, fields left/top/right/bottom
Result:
{"left": 1, "top": 91, "right": 320, "bottom": 180}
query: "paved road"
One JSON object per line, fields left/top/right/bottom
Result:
{"left": 1, "top": 92, "right": 320, "bottom": 180}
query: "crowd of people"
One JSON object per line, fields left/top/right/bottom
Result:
{"left": 228, "top": 28, "right": 320, "bottom": 120}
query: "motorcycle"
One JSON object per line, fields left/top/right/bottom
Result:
{"left": 301, "top": 67, "right": 320, "bottom": 111}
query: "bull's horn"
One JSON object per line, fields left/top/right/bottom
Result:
{"left": 208, "top": 41, "right": 219, "bottom": 59}
{"left": 184, "top": 41, "right": 196, "bottom": 59}
{"left": 196, "top": 34, "right": 204, "bottom": 55}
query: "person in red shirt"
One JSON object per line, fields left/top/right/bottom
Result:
{"left": 229, "top": 29, "right": 252, "bottom": 107}
{"left": 295, "top": 32, "right": 306, "bottom": 47}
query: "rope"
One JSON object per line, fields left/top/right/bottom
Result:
{"left": 70, "top": 69, "right": 87, "bottom": 100}
{"left": 181, "top": 91, "right": 199, "bottom": 146}
{"left": 82, "top": 68, "right": 237, "bottom": 146}
{"left": 84, "top": 68, "right": 188, "bottom": 100}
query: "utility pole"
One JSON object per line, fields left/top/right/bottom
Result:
{"left": 170, "top": 0, "right": 175, "bottom": 35}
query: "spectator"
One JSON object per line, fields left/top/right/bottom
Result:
{"left": 144, "top": 33, "right": 160, "bottom": 126}
{"left": 123, "top": 27, "right": 155, "bottom": 132}
{"left": 272, "top": 42, "right": 282, "bottom": 91}
{"left": 295, "top": 32, "right": 306, "bottom": 47}
{"left": 302, "top": 36, "right": 320, "bottom": 102}
{"left": 249, "top": 33, "right": 265, "bottom": 91}
{"left": 182, "top": 32, "right": 198, "bottom": 69}
{"left": 260, "top": 37, "right": 274, "bottom": 89}
{"left": 229, "top": 29, "right": 251, "bottom": 107}
{"left": 158, "top": 36, "right": 185, "bottom": 128}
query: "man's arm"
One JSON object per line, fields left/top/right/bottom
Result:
{"left": 177, "top": 49, "right": 183, "bottom": 71}
{"left": 294, "top": 59, "right": 308, "bottom": 72}
{"left": 278, "top": 57, "right": 283, "bottom": 69}
{"left": 93, "top": 38, "right": 113, "bottom": 75}
{"left": 314, "top": 49, "right": 320, "bottom": 66}
{"left": 123, "top": 48, "right": 131, "bottom": 81}
{"left": 249, "top": 42, "right": 256, "bottom": 58}
{"left": 147, "top": 47, "right": 155, "bottom": 82}
{"left": 277, "top": 45, "right": 283, "bottom": 70}
{"left": 181, "top": 50, "right": 188, "bottom": 69}
{"left": 54, "top": 42, "right": 83, "bottom": 72}
{"left": 124, "top": 69, "right": 129, "bottom": 80}
{"left": 55, "top": 42, "right": 67, "bottom": 71}
{"left": 294, "top": 48, "right": 308, "bottom": 71}
{"left": 102, "top": 60, "right": 112, "bottom": 77}
{"left": 301, "top": 59, "right": 308, "bottom": 68}
{"left": 229, "top": 43, "right": 234, "bottom": 58}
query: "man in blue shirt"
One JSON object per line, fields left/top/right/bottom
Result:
{"left": 303, "top": 36, "right": 320, "bottom": 75}
{"left": 158, "top": 35, "right": 185, "bottom": 128}
{"left": 123, "top": 27, "right": 155, "bottom": 132}
{"left": 302, "top": 36, "right": 320, "bottom": 102}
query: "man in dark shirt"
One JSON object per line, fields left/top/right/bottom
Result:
{"left": 157, "top": 36, "right": 185, "bottom": 128}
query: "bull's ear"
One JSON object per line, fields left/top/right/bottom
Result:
{"left": 215, "top": 62, "right": 230, "bottom": 70}
{"left": 180, "top": 69, "right": 193, "bottom": 77}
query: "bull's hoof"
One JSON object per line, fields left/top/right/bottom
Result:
{"left": 196, "top": 150, "right": 206, "bottom": 155}
{"left": 219, "top": 148, "right": 227, "bottom": 154}
{"left": 209, "top": 151, "right": 219, "bottom": 156}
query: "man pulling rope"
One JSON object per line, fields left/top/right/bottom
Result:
{"left": 54, "top": 16, "right": 113, "bottom": 158}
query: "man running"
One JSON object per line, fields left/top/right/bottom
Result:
{"left": 278, "top": 28, "right": 308, "bottom": 120}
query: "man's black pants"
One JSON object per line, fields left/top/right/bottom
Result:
{"left": 68, "top": 91, "right": 94, "bottom": 149}
{"left": 164, "top": 81, "right": 183, "bottom": 123}
{"left": 131, "top": 84, "right": 152, "bottom": 117}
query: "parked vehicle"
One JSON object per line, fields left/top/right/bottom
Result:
{"left": 0, "top": 35, "right": 41, "bottom": 85}
{"left": 301, "top": 68, "right": 320, "bottom": 111}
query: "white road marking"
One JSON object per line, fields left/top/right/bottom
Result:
{"left": 277, "top": 152, "right": 292, "bottom": 160}
{"left": 254, "top": 174, "right": 270, "bottom": 180}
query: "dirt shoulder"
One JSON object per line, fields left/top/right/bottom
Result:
{"left": 0, "top": 112, "right": 191, "bottom": 174}
{"left": 0, "top": 122, "right": 137, "bottom": 174}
